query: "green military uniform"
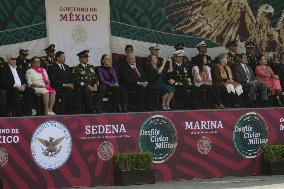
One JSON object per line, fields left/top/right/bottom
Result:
{"left": 41, "top": 44, "right": 55, "bottom": 71}
{"left": 226, "top": 40, "right": 240, "bottom": 68}
{"left": 73, "top": 50, "right": 104, "bottom": 113}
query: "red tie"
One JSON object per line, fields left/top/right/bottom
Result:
{"left": 133, "top": 66, "right": 140, "bottom": 77}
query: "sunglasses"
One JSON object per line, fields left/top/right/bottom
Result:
{"left": 81, "top": 56, "right": 89, "bottom": 58}
{"left": 10, "top": 58, "right": 17, "bottom": 60}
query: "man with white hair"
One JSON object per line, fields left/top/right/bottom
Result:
{"left": 0, "top": 54, "right": 35, "bottom": 116}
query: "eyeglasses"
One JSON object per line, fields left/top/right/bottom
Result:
{"left": 81, "top": 56, "right": 89, "bottom": 58}
{"left": 10, "top": 58, "right": 17, "bottom": 60}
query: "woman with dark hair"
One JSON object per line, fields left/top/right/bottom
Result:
{"left": 146, "top": 54, "right": 175, "bottom": 110}
{"left": 26, "top": 56, "right": 56, "bottom": 115}
{"left": 97, "top": 54, "right": 127, "bottom": 112}
{"left": 214, "top": 53, "right": 243, "bottom": 107}
{"left": 192, "top": 54, "right": 224, "bottom": 109}
{"left": 255, "top": 54, "right": 283, "bottom": 106}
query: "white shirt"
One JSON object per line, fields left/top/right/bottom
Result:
{"left": 192, "top": 65, "right": 211, "bottom": 87}
{"left": 9, "top": 65, "right": 22, "bottom": 87}
{"left": 56, "top": 62, "right": 65, "bottom": 70}
{"left": 241, "top": 63, "right": 251, "bottom": 81}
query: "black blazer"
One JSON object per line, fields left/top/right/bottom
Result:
{"left": 120, "top": 63, "right": 147, "bottom": 88}
{"left": 234, "top": 63, "right": 256, "bottom": 84}
{"left": 49, "top": 63, "right": 74, "bottom": 90}
{"left": 0, "top": 64, "right": 27, "bottom": 90}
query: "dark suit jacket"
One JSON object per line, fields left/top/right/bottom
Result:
{"left": 49, "top": 63, "right": 74, "bottom": 90}
{"left": 234, "top": 63, "right": 255, "bottom": 85}
{"left": 120, "top": 63, "right": 147, "bottom": 89}
{"left": 0, "top": 64, "right": 28, "bottom": 90}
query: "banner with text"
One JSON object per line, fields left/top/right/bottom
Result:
{"left": 1, "top": 108, "right": 284, "bottom": 188}
{"left": 45, "top": 0, "right": 110, "bottom": 66}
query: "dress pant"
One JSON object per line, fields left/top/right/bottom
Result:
{"left": 7, "top": 87, "right": 35, "bottom": 116}
{"left": 75, "top": 85, "right": 104, "bottom": 113}
{"left": 0, "top": 90, "right": 6, "bottom": 116}
{"left": 55, "top": 86, "right": 82, "bottom": 114}
{"left": 192, "top": 84, "right": 221, "bottom": 108}
{"left": 243, "top": 82, "right": 268, "bottom": 101}
{"left": 126, "top": 85, "right": 146, "bottom": 112}
{"left": 100, "top": 85, "right": 127, "bottom": 112}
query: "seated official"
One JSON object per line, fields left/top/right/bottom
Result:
{"left": 0, "top": 55, "right": 35, "bottom": 116}
{"left": 256, "top": 54, "right": 283, "bottom": 106}
{"left": 120, "top": 53, "right": 150, "bottom": 112}
{"left": 26, "top": 57, "right": 56, "bottom": 115}
{"left": 192, "top": 54, "right": 224, "bottom": 109}
{"left": 169, "top": 50, "right": 193, "bottom": 109}
{"left": 73, "top": 50, "right": 104, "bottom": 113}
{"left": 146, "top": 54, "right": 175, "bottom": 111}
{"left": 49, "top": 51, "right": 81, "bottom": 114}
{"left": 98, "top": 54, "right": 127, "bottom": 112}
{"left": 214, "top": 53, "right": 243, "bottom": 107}
{"left": 234, "top": 54, "right": 268, "bottom": 107}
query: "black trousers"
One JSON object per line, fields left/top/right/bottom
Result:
{"left": 0, "top": 90, "right": 6, "bottom": 116}
{"left": 55, "top": 86, "right": 82, "bottom": 114}
{"left": 100, "top": 85, "right": 126, "bottom": 112}
{"left": 75, "top": 86, "right": 104, "bottom": 113}
{"left": 7, "top": 87, "right": 35, "bottom": 116}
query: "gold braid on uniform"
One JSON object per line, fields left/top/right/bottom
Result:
{"left": 220, "top": 65, "right": 233, "bottom": 80}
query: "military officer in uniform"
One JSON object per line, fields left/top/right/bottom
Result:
{"left": 16, "top": 49, "right": 31, "bottom": 71}
{"left": 169, "top": 50, "right": 193, "bottom": 109}
{"left": 172, "top": 43, "right": 191, "bottom": 65}
{"left": 41, "top": 44, "right": 56, "bottom": 71}
{"left": 226, "top": 40, "right": 240, "bottom": 69}
{"left": 73, "top": 50, "right": 104, "bottom": 113}
{"left": 245, "top": 41, "right": 258, "bottom": 72}
{"left": 192, "top": 41, "right": 212, "bottom": 66}
{"left": 147, "top": 45, "right": 162, "bottom": 64}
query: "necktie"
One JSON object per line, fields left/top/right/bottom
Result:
{"left": 61, "top": 65, "right": 65, "bottom": 70}
{"left": 244, "top": 65, "right": 251, "bottom": 80}
{"left": 133, "top": 66, "right": 140, "bottom": 77}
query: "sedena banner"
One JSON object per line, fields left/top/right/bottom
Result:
{"left": 45, "top": 0, "right": 111, "bottom": 66}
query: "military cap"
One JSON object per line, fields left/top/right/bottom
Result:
{"left": 125, "top": 45, "right": 133, "bottom": 50}
{"left": 77, "top": 50, "right": 89, "bottom": 57}
{"left": 149, "top": 44, "right": 160, "bottom": 51}
{"left": 174, "top": 43, "right": 184, "bottom": 50}
{"left": 245, "top": 41, "right": 255, "bottom": 48}
{"left": 19, "top": 49, "right": 29, "bottom": 55}
{"left": 44, "top": 44, "right": 55, "bottom": 51}
{"left": 196, "top": 41, "right": 207, "bottom": 48}
{"left": 174, "top": 50, "right": 185, "bottom": 57}
{"left": 226, "top": 40, "right": 238, "bottom": 48}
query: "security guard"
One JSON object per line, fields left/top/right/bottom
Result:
{"left": 16, "top": 49, "right": 31, "bottom": 71}
{"left": 245, "top": 41, "right": 258, "bottom": 72}
{"left": 41, "top": 44, "right": 56, "bottom": 71}
{"left": 73, "top": 50, "right": 103, "bottom": 113}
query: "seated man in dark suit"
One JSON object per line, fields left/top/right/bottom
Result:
{"left": 49, "top": 51, "right": 81, "bottom": 114}
{"left": 73, "top": 50, "right": 104, "bottom": 113}
{"left": 1, "top": 54, "right": 35, "bottom": 116}
{"left": 234, "top": 53, "right": 268, "bottom": 107}
{"left": 120, "top": 53, "right": 150, "bottom": 112}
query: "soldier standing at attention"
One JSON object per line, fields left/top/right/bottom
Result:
{"left": 245, "top": 41, "right": 258, "bottom": 72}
{"left": 192, "top": 41, "right": 212, "bottom": 66}
{"left": 226, "top": 40, "right": 240, "bottom": 69}
{"left": 73, "top": 50, "right": 104, "bottom": 113}
{"left": 16, "top": 49, "right": 31, "bottom": 71}
{"left": 41, "top": 44, "right": 56, "bottom": 71}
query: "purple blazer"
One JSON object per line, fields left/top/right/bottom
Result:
{"left": 97, "top": 66, "right": 119, "bottom": 86}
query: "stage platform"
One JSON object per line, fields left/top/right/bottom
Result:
{"left": 0, "top": 107, "right": 284, "bottom": 189}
